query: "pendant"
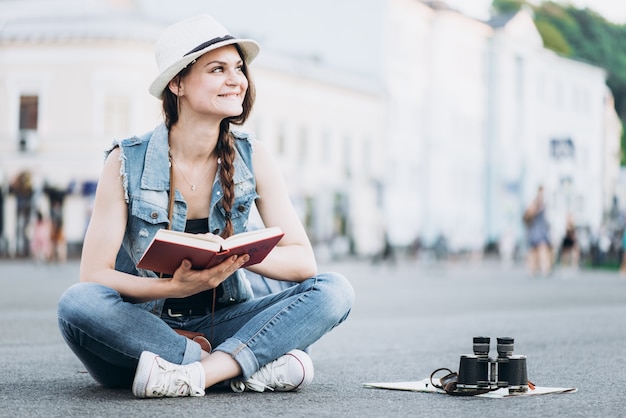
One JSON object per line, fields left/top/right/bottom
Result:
{"left": 191, "top": 184, "right": 197, "bottom": 191}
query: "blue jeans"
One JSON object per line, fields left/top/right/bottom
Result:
{"left": 57, "top": 272, "right": 354, "bottom": 388}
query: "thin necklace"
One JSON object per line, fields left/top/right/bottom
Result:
{"left": 169, "top": 153, "right": 212, "bottom": 191}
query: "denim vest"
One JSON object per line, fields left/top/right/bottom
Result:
{"left": 108, "top": 122, "right": 257, "bottom": 314}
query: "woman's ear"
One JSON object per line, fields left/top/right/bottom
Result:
{"left": 167, "top": 78, "right": 182, "bottom": 97}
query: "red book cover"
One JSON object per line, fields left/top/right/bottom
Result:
{"left": 137, "top": 227, "right": 284, "bottom": 275}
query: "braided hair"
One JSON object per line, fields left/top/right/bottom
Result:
{"left": 162, "top": 45, "right": 256, "bottom": 238}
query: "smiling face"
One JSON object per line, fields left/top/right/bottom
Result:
{"left": 171, "top": 45, "right": 249, "bottom": 122}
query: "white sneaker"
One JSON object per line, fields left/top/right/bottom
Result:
{"left": 230, "top": 349, "right": 314, "bottom": 393}
{"left": 132, "top": 351, "right": 205, "bottom": 398}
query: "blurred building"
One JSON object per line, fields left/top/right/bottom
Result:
{"left": 382, "top": 1, "right": 621, "bottom": 255}
{"left": 485, "top": 8, "right": 620, "bottom": 252}
{"left": 0, "top": 0, "right": 164, "bottom": 256}
{"left": 0, "top": 0, "right": 385, "bottom": 258}
{"left": 248, "top": 55, "right": 385, "bottom": 257}
{"left": 0, "top": 0, "right": 621, "bottom": 260}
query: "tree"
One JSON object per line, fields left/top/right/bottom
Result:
{"left": 492, "top": 0, "right": 526, "bottom": 15}
{"left": 534, "top": 19, "right": 571, "bottom": 55}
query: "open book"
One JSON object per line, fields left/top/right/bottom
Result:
{"left": 137, "top": 226, "right": 284, "bottom": 275}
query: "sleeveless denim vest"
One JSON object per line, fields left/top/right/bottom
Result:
{"left": 107, "top": 122, "right": 257, "bottom": 315}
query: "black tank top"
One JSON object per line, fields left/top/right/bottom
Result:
{"left": 163, "top": 218, "right": 224, "bottom": 309}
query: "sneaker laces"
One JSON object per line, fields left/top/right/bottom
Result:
{"left": 148, "top": 357, "right": 204, "bottom": 397}
{"left": 255, "top": 355, "right": 301, "bottom": 391}
{"left": 230, "top": 368, "right": 280, "bottom": 393}
{"left": 231, "top": 354, "right": 302, "bottom": 393}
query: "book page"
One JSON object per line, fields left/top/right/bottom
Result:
{"left": 156, "top": 229, "right": 223, "bottom": 251}
{"left": 222, "top": 227, "right": 283, "bottom": 249}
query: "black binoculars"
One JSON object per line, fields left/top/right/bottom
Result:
{"left": 457, "top": 336, "right": 528, "bottom": 394}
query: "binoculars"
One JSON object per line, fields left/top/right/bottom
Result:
{"left": 457, "top": 336, "right": 529, "bottom": 394}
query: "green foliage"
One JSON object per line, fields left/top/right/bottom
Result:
{"left": 534, "top": 19, "right": 571, "bottom": 55}
{"left": 616, "top": 117, "right": 626, "bottom": 167}
{"left": 622, "top": 126, "right": 626, "bottom": 164}
{"left": 534, "top": 2, "right": 580, "bottom": 49}
{"left": 492, "top": 0, "right": 525, "bottom": 15}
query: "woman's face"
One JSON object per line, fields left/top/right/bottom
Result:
{"left": 176, "top": 45, "right": 248, "bottom": 120}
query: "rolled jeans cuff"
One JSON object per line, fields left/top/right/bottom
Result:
{"left": 215, "top": 337, "right": 258, "bottom": 379}
{"left": 182, "top": 338, "right": 203, "bottom": 365}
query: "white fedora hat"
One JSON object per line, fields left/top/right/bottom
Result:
{"left": 149, "top": 14, "right": 260, "bottom": 98}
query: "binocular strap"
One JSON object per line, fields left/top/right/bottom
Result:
{"left": 429, "top": 368, "right": 498, "bottom": 396}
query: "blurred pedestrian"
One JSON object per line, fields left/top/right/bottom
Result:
{"left": 523, "top": 186, "right": 552, "bottom": 276}
{"left": 372, "top": 229, "right": 396, "bottom": 266}
{"left": 29, "top": 210, "right": 52, "bottom": 263}
{"left": 558, "top": 213, "right": 579, "bottom": 269}
{"left": 9, "top": 171, "right": 33, "bottom": 257}
{"left": 619, "top": 227, "right": 626, "bottom": 276}
{"left": 499, "top": 227, "right": 516, "bottom": 268}
{"left": 49, "top": 200, "right": 67, "bottom": 263}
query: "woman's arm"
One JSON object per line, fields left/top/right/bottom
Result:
{"left": 80, "top": 148, "right": 248, "bottom": 302}
{"left": 246, "top": 140, "right": 317, "bottom": 281}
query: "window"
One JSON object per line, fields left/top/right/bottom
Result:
{"left": 321, "top": 130, "right": 331, "bottom": 165}
{"left": 343, "top": 135, "right": 352, "bottom": 178}
{"left": 362, "top": 136, "right": 372, "bottom": 172}
{"left": 19, "top": 95, "right": 39, "bottom": 152}
{"left": 276, "top": 123, "right": 285, "bottom": 156}
{"left": 515, "top": 56, "right": 524, "bottom": 101}
{"left": 298, "top": 126, "right": 308, "bottom": 164}
{"left": 550, "top": 137, "right": 575, "bottom": 159}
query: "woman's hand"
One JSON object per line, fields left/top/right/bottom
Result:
{"left": 167, "top": 253, "right": 250, "bottom": 298}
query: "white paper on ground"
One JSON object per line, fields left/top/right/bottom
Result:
{"left": 363, "top": 378, "right": 577, "bottom": 398}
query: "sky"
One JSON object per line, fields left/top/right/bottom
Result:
{"left": 446, "top": 0, "right": 626, "bottom": 24}
{"left": 139, "top": 0, "right": 626, "bottom": 29}
{"left": 138, "top": 0, "right": 382, "bottom": 77}
{"left": 136, "top": 0, "right": 626, "bottom": 80}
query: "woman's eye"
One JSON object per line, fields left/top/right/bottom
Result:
{"left": 211, "top": 66, "right": 224, "bottom": 73}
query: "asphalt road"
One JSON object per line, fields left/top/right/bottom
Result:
{"left": 1, "top": 258, "right": 624, "bottom": 417}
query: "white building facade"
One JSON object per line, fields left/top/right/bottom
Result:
{"left": 244, "top": 54, "right": 385, "bottom": 257}
{"left": 485, "top": 9, "right": 619, "bottom": 249}
{"left": 0, "top": 0, "right": 621, "bottom": 261}
{"left": 0, "top": 0, "right": 386, "bottom": 258}
{"left": 0, "top": 1, "right": 164, "bottom": 255}
{"left": 381, "top": 1, "right": 621, "bottom": 254}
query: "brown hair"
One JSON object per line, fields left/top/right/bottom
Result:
{"left": 163, "top": 45, "right": 256, "bottom": 237}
